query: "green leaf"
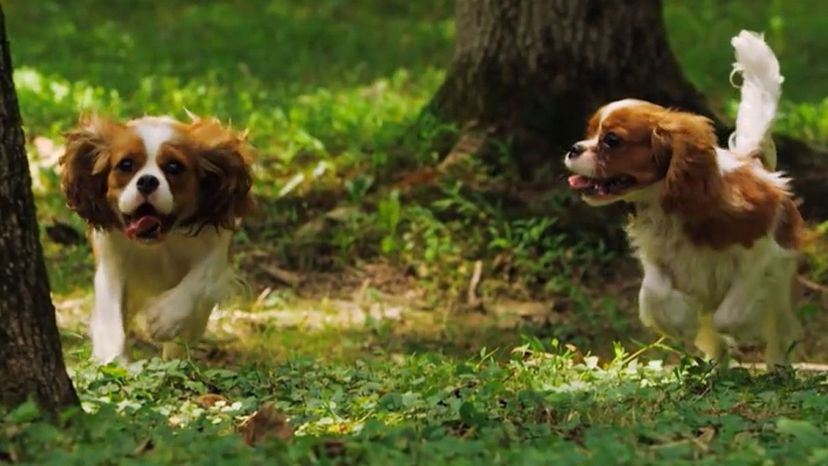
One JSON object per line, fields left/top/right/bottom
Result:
{"left": 99, "top": 365, "right": 129, "bottom": 380}
{"left": 6, "top": 400, "right": 40, "bottom": 424}
{"left": 459, "top": 402, "right": 485, "bottom": 425}
{"left": 798, "top": 303, "right": 821, "bottom": 320}
{"left": 777, "top": 418, "right": 827, "bottom": 445}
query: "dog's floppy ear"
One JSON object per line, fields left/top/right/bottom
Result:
{"left": 653, "top": 111, "right": 723, "bottom": 218}
{"left": 60, "top": 116, "right": 119, "bottom": 228}
{"left": 184, "top": 116, "right": 255, "bottom": 231}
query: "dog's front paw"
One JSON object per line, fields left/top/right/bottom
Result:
{"left": 713, "top": 300, "right": 755, "bottom": 338}
{"left": 145, "top": 294, "right": 192, "bottom": 342}
{"left": 712, "top": 282, "right": 759, "bottom": 338}
{"left": 92, "top": 338, "right": 127, "bottom": 365}
{"left": 91, "top": 317, "right": 127, "bottom": 364}
{"left": 639, "top": 286, "right": 700, "bottom": 341}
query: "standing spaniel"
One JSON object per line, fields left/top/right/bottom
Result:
{"left": 564, "top": 31, "right": 803, "bottom": 367}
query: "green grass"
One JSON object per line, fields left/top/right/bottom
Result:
{"left": 4, "top": 1, "right": 828, "bottom": 464}
{"left": 5, "top": 346, "right": 828, "bottom": 465}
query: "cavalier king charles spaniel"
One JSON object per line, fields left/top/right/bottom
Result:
{"left": 60, "top": 114, "right": 253, "bottom": 363}
{"left": 564, "top": 31, "right": 803, "bottom": 368}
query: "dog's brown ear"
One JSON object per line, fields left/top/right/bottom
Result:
{"left": 184, "top": 117, "right": 255, "bottom": 231}
{"left": 60, "top": 116, "right": 119, "bottom": 228}
{"left": 654, "top": 111, "right": 723, "bottom": 218}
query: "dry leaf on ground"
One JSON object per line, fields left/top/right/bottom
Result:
{"left": 195, "top": 394, "right": 229, "bottom": 408}
{"left": 238, "top": 404, "right": 294, "bottom": 446}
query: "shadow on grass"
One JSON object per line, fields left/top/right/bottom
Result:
{"left": 57, "top": 286, "right": 653, "bottom": 366}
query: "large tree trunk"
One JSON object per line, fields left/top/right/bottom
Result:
{"left": 426, "top": 0, "right": 828, "bottom": 223}
{"left": 430, "top": 0, "right": 707, "bottom": 172}
{"left": 0, "top": 5, "right": 78, "bottom": 415}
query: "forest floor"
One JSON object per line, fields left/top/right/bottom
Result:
{"left": 5, "top": 1, "right": 828, "bottom": 464}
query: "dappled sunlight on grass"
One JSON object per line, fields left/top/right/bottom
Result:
{"left": 6, "top": 1, "right": 453, "bottom": 91}
{"left": 12, "top": 65, "right": 444, "bottom": 172}
{"left": 12, "top": 338, "right": 828, "bottom": 464}
{"left": 54, "top": 275, "right": 647, "bottom": 368}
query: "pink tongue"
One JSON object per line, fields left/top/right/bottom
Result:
{"left": 567, "top": 175, "right": 593, "bottom": 190}
{"left": 125, "top": 216, "right": 161, "bottom": 240}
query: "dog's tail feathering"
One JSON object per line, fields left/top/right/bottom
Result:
{"left": 728, "top": 30, "right": 784, "bottom": 170}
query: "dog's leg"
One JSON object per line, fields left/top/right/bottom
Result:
{"left": 638, "top": 261, "right": 700, "bottom": 341}
{"left": 145, "top": 233, "right": 233, "bottom": 343}
{"left": 694, "top": 314, "right": 730, "bottom": 367}
{"left": 762, "top": 260, "right": 801, "bottom": 368}
{"left": 713, "top": 244, "right": 776, "bottom": 335}
{"left": 90, "top": 253, "right": 128, "bottom": 364}
{"left": 160, "top": 302, "right": 216, "bottom": 360}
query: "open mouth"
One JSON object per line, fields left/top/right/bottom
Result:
{"left": 567, "top": 174, "right": 638, "bottom": 197}
{"left": 124, "top": 203, "right": 164, "bottom": 241}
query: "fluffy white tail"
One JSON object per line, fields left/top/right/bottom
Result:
{"left": 728, "top": 30, "right": 783, "bottom": 170}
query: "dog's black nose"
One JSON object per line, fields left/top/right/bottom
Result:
{"left": 136, "top": 175, "right": 160, "bottom": 195}
{"left": 567, "top": 143, "right": 586, "bottom": 160}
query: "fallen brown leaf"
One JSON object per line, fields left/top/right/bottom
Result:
{"left": 693, "top": 426, "right": 716, "bottom": 451}
{"left": 391, "top": 167, "right": 439, "bottom": 191}
{"left": 315, "top": 439, "right": 346, "bottom": 458}
{"left": 238, "top": 404, "right": 294, "bottom": 446}
{"left": 564, "top": 343, "right": 586, "bottom": 365}
{"left": 195, "top": 394, "right": 229, "bottom": 408}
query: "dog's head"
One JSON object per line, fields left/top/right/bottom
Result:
{"left": 60, "top": 114, "right": 254, "bottom": 243}
{"left": 563, "top": 99, "right": 720, "bottom": 211}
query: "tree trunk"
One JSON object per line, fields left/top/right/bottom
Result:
{"left": 426, "top": 0, "right": 828, "bottom": 222}
{"left": 430, "top": 0, "right": 707, "bottom": 173}
{"left": 0, "top": 5, "right": 78, "bottom": 415}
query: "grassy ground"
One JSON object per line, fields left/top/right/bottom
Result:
{"left": 3, "top": 1, "right": 828, "bottom": 464}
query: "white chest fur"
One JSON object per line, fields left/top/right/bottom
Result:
{"left": 93, "top": 229, "right": 232, "bottom": 313}
{"left": 626, "top": 206, "right": 749, "bottom": 309}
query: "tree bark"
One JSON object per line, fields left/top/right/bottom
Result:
{"left": 427, "top": 0, "right": 828, "bottom": 221}
{"left": 430, "top": 0, "right": 707, "bottom": 172}
{"left": 0, "top": 5, "right": 78, "bottom": 415}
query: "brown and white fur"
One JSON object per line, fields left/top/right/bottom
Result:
{"left": 563, "top": 31, "right": 803, "bottom": 367}
{"left": 60, "top": 114, "right": 254, "bottom": 363}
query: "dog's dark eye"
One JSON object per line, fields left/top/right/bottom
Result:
{"left": 163, "top": 161, "right": 185, "bottom": 175}
{"left": 602, "top": 132, "right": 622, "bottom": 149}
{"left": 116, "top": 159, "right": 134, "bottom": 173}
